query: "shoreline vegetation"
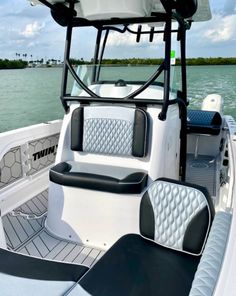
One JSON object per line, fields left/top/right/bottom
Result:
{"left": 0, "top": 59, "right": 28, "bottom": 69}
{"left": 0, "top": 57, "right": 236, "bottom": 69}
{"left": 75, "top": 57, "right": 236, "bottom": 66}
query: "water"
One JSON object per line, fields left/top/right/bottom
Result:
{"left": 0, "top": 65, "right": 235, "bottom": 133}
{"left": 0, "top": 68, "right": 64, "bottom": 133}
{"left": 186, "top": 65, "right": 236, "bottom": 116}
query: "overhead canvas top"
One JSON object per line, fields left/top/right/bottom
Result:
{"left": 188, "top": 0, "right": 212, "bottom": 22}
{"left": 29, "top": 0, "right": 211, "bottom": 22}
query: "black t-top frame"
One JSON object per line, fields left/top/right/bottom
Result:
{"left": 37, "top": 0, "right": 197, "bottom": 180}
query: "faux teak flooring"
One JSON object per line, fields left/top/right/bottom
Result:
{"left": 3, "top": 189, "right": 104, "bottom": 267}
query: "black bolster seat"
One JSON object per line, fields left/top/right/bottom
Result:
{"left": 50, "top": 162, "right": 147, "bottom": 194}
{"left": 187, "top": 109, "right": 222, "bottom": 135}
{"left": 79, "top": 178, "right": 215, "bottom": 296}
{"left": 50, "top": 106, "right": 148, "bottom": 194}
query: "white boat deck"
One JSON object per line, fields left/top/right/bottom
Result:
{"left": 2, "top": 190, "right": 105, "bottom": 267}
{"left": 2, "top": 154, "right": 218, "bottom": 267}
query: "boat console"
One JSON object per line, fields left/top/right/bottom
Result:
{"left": 47, "top": 102, "right": 181, "bottom": 248}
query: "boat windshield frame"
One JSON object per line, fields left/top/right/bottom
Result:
{"left": 37, "top": 1, "right": 191, "bottom": 113}
{"left": 62, "top": 16, "right": 189, "bottom": 114}
{"left": 36, "top": 0, "right": 193, "bottom": 180}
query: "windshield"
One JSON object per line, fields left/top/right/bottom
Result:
{"left": 66, "top": 23, "right": 180, "bottom": 100}
{"left": 71, "top": 64, "right": 165, "bottom": 96}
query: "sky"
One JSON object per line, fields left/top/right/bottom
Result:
{"left": 0, "top": 0, "right": 235, "bottom": 61}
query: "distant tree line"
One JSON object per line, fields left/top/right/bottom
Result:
{"left": 1, "top": 57, "right": 236, "bottom": 70}
{"left": 0, "top": 59, "right": 28, "bottom": 69}
{"left": 70, "top": 58, "right": 86, "bottom": 65}
{"left": 101, "top": 58, "right": 162, "bottom": 65}
{"left": 184, "top": 57, "right": 236, "bottom": 66}
{"left": 70, "top": 57, "right": 236, "bottom": 66}
{"left": 101, "top": 57, "right": 236, "bottom": 66}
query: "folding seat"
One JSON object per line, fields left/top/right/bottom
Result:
{"left": 187, "top": 110, "right": 223, "bottom": 158}
{"left": 79, "top": 178, "right": 215, "bottom": 296}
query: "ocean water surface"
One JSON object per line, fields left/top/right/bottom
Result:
{"left": 0, "top": 65, "right": 235, "bottom": 133}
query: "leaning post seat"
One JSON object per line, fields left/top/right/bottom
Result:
{"left": 47, "top": 104, "right": 181, "bottom": 247}
{"left": 50, "top": 106, "right": 148, "bottom": 194}
{"left": 187, "top": 109, "right": 223, "bottom": 158}
{"left": 187, "top": 109, "right": 222, "bottom": 135}
{"left": 79, "top": 179, "right": 215, "bottom": 296}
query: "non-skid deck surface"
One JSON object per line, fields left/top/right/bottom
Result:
{"left": 3, "top": 190, "right": 104, "bottom": 267}
{"left": 18, "top": 229, "right": 105, "bottom": 267}
{"left": 186, "top": 154, "right": 217, "bottom": 196}
{"left": 2, "top": 190, "right": 47, "bottom": 250}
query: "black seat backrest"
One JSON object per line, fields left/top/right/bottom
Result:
{"left": 71, "top": 106, "right": 148, "bottom": 158}
{"left": 140, "top": 178, "right": 215, "bottom": 255}
{"left": 187, "top": 110, "right": 222, "bottom": 135}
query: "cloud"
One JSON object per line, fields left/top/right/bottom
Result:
{"left": 20, "top": 21, "right": 45, "bottom": 38}
{"left": 0, "top": 0, "right": 235, "bottom": 60}
{"left": 6, "top": 6, "right": 48, "bottom": 20}
{"left": 0, "top": 1, "right": 66, "bottom": 59}
{"left": 223, "top": 0, "right": 236, "bottom": 16}
{"left": 204, "top": 14, "right": 236, "bottom": 43}
{"left": 185, "top": 5, "right": 236, "bottom": 57}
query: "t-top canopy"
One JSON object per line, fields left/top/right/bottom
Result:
{"left": 29, "top": 0, "right": 211, "bottom": 22}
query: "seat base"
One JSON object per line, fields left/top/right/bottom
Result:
{"left": 80, "top": 234, "right": 200, "bottom": 296}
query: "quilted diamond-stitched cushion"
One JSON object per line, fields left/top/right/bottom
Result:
{"left": 187, "top": 110, "right": 222, "bottom": 135}
{"left": 148, "top": 180, "right": 208, "bottom": 252}
{"left": 187, "top": 110, "right": 221, "bottom": 126}
{"left": 189, "top": 212, "right": 232, "bottom": 296}
{"left": 83, "top": 118, "right": 133, "bottom": 155}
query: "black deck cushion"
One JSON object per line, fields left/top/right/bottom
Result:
{"left": 79, "top": 234, "right": 200, "bottom": 296}
{"left": 140, "top": 191, "right": 155, "bottom": 240}
{"left": 50, "top": 162, "right": 147, "bottom": 194}
{"left": 0, "top": 248, "right": 88, "bottom": 281}
{"left": 71, "top": 107, "right": 84, "bottom": 151}
{"left": 132, "top": 109, "right": 148, "bottom": 157}
{"left": 183, "top": 206, "right": 210, "bottom": 254}
{"left": 187, "top": 110, "right": 222, "bottom": 135}
{"left": 139, "top": 178, "right": 215, "bottom": 255}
